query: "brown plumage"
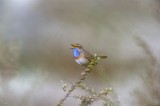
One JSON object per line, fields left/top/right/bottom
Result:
{"left": 71, "top": 43, "right": 107, "bottom": 66}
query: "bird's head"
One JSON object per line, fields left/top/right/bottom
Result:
{"left": 70, "top": 43, "right": 83, "bottom": 49}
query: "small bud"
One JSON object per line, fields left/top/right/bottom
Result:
{"left": 81, "top": 72, "right": 86, "bottom": 76}
{"left": 94, "top": 54, "right": 97, "bottom": 57}
{"left": 61, "top": 80, "right": 67, "bottom": 91}
{"left": 97, "top": 57, "right": 100, "bottom": 60}
{"left": 108, "top": 87, "right": 113, "bottom": 92}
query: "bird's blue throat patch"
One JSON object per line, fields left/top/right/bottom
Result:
{"left": 73, "top": 48, "right": 80, "bottom": 57}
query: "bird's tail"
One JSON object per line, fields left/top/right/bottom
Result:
{"left": 98, "top": 56, "right": 107, "bottom": 59}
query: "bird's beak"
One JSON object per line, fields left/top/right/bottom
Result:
{"left": 70, "top": 44, "right": 75, "bottom": 49}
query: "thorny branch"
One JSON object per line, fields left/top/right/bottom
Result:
{"left": 57, "top": 54, "right": 100, "bottom": 106}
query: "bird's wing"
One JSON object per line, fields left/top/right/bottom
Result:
{"left": 80, "top": 49, "right": 94, "bottom": 61}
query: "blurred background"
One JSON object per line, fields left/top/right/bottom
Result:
{"left": 0, "top": 0, "right": 160, "bottom": 106}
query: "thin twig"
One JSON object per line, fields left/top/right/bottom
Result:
{"left": 57, "top": 54, "right": 100, "bottom": 106}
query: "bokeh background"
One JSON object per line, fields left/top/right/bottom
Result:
{"left": 0, "top": 0, "right": 160, "bottom": 106}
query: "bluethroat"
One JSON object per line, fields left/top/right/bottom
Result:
{"left": 71, "top": 43, "right": 107, "bottom": 67}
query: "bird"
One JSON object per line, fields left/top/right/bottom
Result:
{"left": 70, "top": 43, "right": 107, "bottom": 67}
